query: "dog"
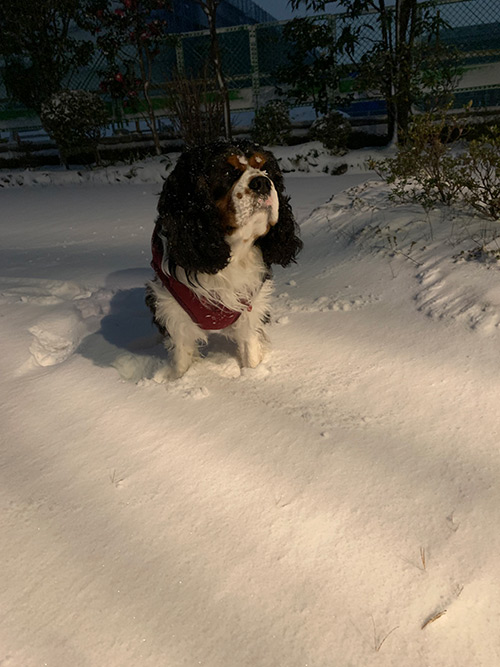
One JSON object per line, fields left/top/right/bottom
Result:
{"left": 146, "top": 139, "right": 302, "bottom": 379}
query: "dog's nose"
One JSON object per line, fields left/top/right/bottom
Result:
{"left": 248, "top": 175, "right": 271, "bottom": 196}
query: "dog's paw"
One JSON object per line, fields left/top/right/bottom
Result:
{"left": 153, "top": 361, "right": 193, "bottom": 382}
{"left": 153, "top": 365, "right": 177, "bottom": 383}
{"left": 239, "top": 333, "right": 269, "bottom": 369}
{"left": 241, "top": 344, "right": 264, "bottom": 369}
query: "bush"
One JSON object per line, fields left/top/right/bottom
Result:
{"left": 370, "top": 111, "right": 500, "bottom": 221}
{"left": 309, "top": 111, "right": 351, "bottom": 154}
{"left": 40, "top": 90, "right": 109, "bottom": 166}
{"left": 371, "top": 110, "right": 465, "bottom": 209}
{"left": 250, "top": 101, "right": 292, "bottom": 146}
{"left": 275, "top": 16, "right": 344, "bottom": 117}
{"left": 457, "top": 126, "right": 500, "bottom": 221}
{"left": 167, "top": 68, "right": 225, "bottom": 147}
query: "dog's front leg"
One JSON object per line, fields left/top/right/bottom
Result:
{"left": 153, "top": 328, "right": 202, "bottom": 381}
{"left": 148, "top": 282, "right": 206, "bottom": 380}
{"left": 170, "top": 338, "right": 198, "bottom": 378}
{"left": 231, "top": 281, "right": 272, "bottom": 369}
{"left": 239, "top": 331, "right": 265, "bottom": 368}
{"left": 166, "top": 315, "right": 208, "bottom": 378}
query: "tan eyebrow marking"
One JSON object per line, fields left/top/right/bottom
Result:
{"left": 227, "top": 154, "right": 247, "bottom": 171}
{"left": 248, "top": 152, "right": 267, "bottom": 169}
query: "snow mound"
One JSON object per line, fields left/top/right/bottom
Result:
{"left": 29, "top": 312, "right": 88, "bottom": 366}
{"left": 0, "top": 156, "right": 174, "bottom": 188}
{"left": 320, "top": 179, "right": 500, "bottom": 336}
{"left": 1, "top": 277, "right": 91, "bottom": 303}
{"left": 416, "top": 260, "right": 500, "bottom": 333}
{"left": 0, "top": 143, "right": 378, "bottom": 188}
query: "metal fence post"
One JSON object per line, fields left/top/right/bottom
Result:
{"left": 329, "top": 13, "right": 337, "bottom": 107}
{"left": 248, "top": 25, "right": 260, "bottom": 110}
{"left": 175, "top": 37, "right": 185, "bottom": 77}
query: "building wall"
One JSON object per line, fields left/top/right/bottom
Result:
{"left": 166, "top": 0, "right": 275, "bottom": 33}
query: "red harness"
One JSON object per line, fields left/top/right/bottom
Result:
{"left": 151, "top": 227, "right": 251, "bottom": 331}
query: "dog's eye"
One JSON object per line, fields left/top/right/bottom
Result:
{"left": 213, "top": 166, "right": 241, "bottom": 197}
{"left": 210, "top": 161, "right": 245, "bottom": 201}
{"left": 225, "top": 165, "right": 242, "bottom": 181}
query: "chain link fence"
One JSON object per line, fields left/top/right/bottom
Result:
{"left": 167, "top": 0, "right": 500, "bottom": 112}
{"left": 1, "top": 0, "right": 499, "bottom": 130}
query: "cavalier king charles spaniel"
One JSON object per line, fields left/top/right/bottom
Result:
{"left": 146, "top": 140, "right": 302, "bottom": 380}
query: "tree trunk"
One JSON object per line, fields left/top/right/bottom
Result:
{"left": 137, "top": 46, "right": 162, "bottom": 155}
{"left": 201, "top": 0, "right": 232, "bottom": 141}
{"left": 395, "top": 0, "right": 418, "bottom": 142}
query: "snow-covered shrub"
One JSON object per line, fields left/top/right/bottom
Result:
{"left": 371, "top": 111, "right": 465, "bottom": 210}
{"left": 250, "top": 101, "right": 292, "bottom": 146}
{"left": 371, "top": 111, "right": 500, "bottom": 221}
{"left": 309, "top": 111, "right": 351, "bottom": 155}
{"left": 457, "top": 125, "right": 500, "bottom": 221}
{"left": 41, "top": 90, "right": 109, "bottom": 166}
{"left": 167, "top": 67, "right": 225, "bottom": 147}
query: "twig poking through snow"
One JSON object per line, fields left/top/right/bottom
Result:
{"left": 372, "top": 617, "right": 399, "bottom": 652}
{"left": 421, "top": 610, "right": 447, "bottom": 629}
{"left": 109, "top": 469, "right": 124, "bottom": 488}
{"left": 420, "top": 547, "right": 426, "bottom": 571}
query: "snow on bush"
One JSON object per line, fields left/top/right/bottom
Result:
{"left": 371, "top": 111, "right": 500, "bottom": 221}
{"left": 309, "top": 110, "right": 352, "bottom": 155}
{"left": 40, "top": 89, "right": 109, "bottom": 166}
{"left": 250, "top": 100, "right": 292, "bottom": 146}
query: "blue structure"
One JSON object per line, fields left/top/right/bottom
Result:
{"left": 167, "top": 0, "right": 275, "bottom": 33}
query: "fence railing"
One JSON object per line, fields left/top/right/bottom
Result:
{"left": 1, "top": 0, "right": 499, "bottom": 131}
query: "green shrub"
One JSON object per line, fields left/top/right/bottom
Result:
{"left": 250, "top": 101, "right": 292, "bottom": 146}
{"left": 41, "top": 90, "right": 109, "bottom": 166}
{"left": 370, "top": 111, "right": 500, "bottom": 221}
{"left": 457, "top": 126, "right": 500, "bottom": 221}
{"left": 309, "top": 111, "right": 351, "bottom": 155}
{"left": 371, "top": 111, "right": 465, "bottom": 210}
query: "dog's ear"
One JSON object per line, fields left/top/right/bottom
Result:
{"left": 256, "top": 152, "right": 303, "bottom": 267}
{"left": 257, "top": 193, "right": 303, "bottom": 267}
{"left": 156, "top": 148, "right": 231, "bottom": 276}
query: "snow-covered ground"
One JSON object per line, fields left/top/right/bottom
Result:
{"left": 1, "top": 145, "right": 500, "bottom": 667}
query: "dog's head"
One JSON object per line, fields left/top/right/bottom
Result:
{"left": 155, "top": 140, "right": 302, "bottom": 276}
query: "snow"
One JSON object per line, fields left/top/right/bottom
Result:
{"left": 1, "top": 144, "right": 500, "bottom": 666}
